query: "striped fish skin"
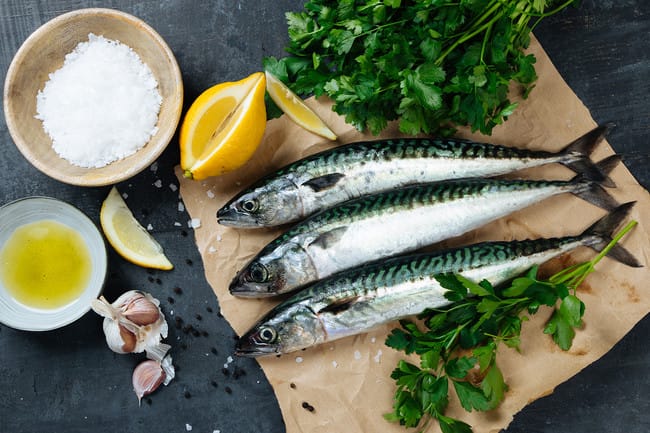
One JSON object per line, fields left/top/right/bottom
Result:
{"left": 217, "top": 125, "right": 611, "bottom": 228}
{"left": 234, "top": 202, "right": 639, "bottom": 357}
{"left": 229, "top": 177, "right": 617, "bottom": 297}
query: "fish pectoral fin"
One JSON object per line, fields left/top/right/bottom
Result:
{"left": 307, "top": 226, "right": 348, "bottom": 249}
{"left": 301, "top": 173, "right": 346, "bottom": 192}
{"left": 318, "top": 295, "right": 367, "bottom": 315}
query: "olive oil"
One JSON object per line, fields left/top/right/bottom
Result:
{"left": 0, "top": 219, "right": 92, "bottom": 309}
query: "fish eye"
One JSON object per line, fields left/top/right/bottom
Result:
{"left": 240, "top": 199, "right": 259, "bottom": 213}
{"left": 247, "top": 262, "right": 269, "bottom": 283}
{"left": 257, "top": 326, "right": 277, "bottom": 343}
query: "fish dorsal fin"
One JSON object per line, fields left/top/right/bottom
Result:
{"left": 301, "top": 173, "right": 346, "bottom": 192}
{"left": 318, "top": 295, "right": 365, "bottom": 315}
{"left": 307, "top": 226, "right": 348, "bottom": 249}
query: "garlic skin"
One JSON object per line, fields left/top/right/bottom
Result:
{"left": 91, "top": 290, "right": 170, "bottom": 361}
{"left": 132, "top": 356, "right": 176, "bottom": 403}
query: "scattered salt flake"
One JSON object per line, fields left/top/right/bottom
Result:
{"left": 206, "top": 190, "right": 215, "bottom": 199}
{"left": 121, "top": 192, "right": 128, "bottom": 200}
{"left": 178, "top": 202, "right": 185, "bottom": 212}
{"left": 295, "top": 356, "right": 303, "bottom": 363}
{"left": 227, "top": 356, "right": 234, "bottom": 363}
{"left": 353, "top": 350, "right": 362, "bottom": 360}
{"left": 146, "top": 224, "right": 153, "bottom": 231}
{"left": 216, "top": 235, "right": 222, "bottom": 242}
{"left": 185, "top": 424, "right": 192, "bottom": 432}
{"left": 189, "top": 218, "right": 201, "bottom": 229}
{"left": 332, "top": 360, "right": 338, "bottom": 368}
{"left": 208, "top": 246, "right": 217, "bottom": 253}
{"left": 213, "top": 430, "right": 221, "bottom": 433}
{"left": 370, "top": 337, "right": 376, "bottom": 343}
{"left": 150, "top": 161, "right": 158, "bottom": 172}
{"left": 374, "top": 349, "right": 383, "bottom": 363}
{"left": 174, "top": 222, "right": 182, "bottom": 227}
{"left": 169, "top": 183, "right": 178, "bottom": 192}
{"left": 153, "top": 179, "right": 162, "bottom": 188}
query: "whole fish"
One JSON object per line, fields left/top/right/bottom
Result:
{"left": 235, "top": 202, "right": 640, "bottom": 357}
{"left": 218, "top": 124, "right": 613, "bottom": 228}
{"left": 229, "top": 157, "right": 619, "bottom": 298}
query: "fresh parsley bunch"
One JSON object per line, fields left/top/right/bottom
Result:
{"left": 265, "top": 0, "right": 578, "bottom": 136}
{"left": 384, "top": 221, "right": 637, "bottom": 433}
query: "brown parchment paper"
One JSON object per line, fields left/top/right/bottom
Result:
{"left": 177, "top": 36, "right": 650, "bottom": 433}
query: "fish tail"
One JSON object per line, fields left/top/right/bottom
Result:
{"left": 582, "top": 201, "right": 642, "bottom": 267}
{"left": 561, "top": 123, "right": 616, "bottom": 187}
{"left": 570, "top": 155, "right": 621, "bottom": 210}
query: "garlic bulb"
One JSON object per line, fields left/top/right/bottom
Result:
{"left": 132, "top": 356, "right": 175, "bottom": 404}
{"left": 91, "top": 290, "right": 170, "bottom": 361}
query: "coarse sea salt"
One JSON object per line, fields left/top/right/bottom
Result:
{"left": 35, "top": 33, "right": 162, "bottom": 168}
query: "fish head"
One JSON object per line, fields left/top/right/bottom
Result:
{"left": 217, "top": 178, "right": 304, "bottom": 227}
{"left": 229, "top": 243, "right": 318, "bottom": 297}
{"left": 235, "top": 302, "right": 323, "bottom": 357}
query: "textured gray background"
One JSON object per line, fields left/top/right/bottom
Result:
{"left": 0, "top": 1, "right": 648, "bottom": 433}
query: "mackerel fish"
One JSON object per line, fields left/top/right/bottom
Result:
{"left": 235, "top": 202, "right": 640, "bottom": 357}
{"left": 218, "top": 124, "right": 613, "bottom": 228}
{"left": 229, "top": 157, "right": 620, "bottom": 298}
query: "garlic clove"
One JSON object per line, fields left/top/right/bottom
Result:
{"left": 132, "top": 359, "right": 166, "bottom": 404}
{"left": 102, "top": 318, "right": 138, "bottom": 354}
{"left": 121, "top": 292, "right": 161, "bottom": 326}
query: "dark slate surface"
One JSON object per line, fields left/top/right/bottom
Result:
{"left": 0, "top": 1, "right": 647, "bottom": 433}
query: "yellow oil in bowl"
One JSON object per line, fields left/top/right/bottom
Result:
{"left": 0, "top": 219, "right": 92, "bottom": 309}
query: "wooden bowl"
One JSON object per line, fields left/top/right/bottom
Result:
{"left": 3, "top": 8, "right": 183, "bottom": 186}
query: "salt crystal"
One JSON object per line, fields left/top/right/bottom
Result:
{"left": 354, "top": 350, "right": 362, "bottom": 360}
{"left": 208, "top": 246, "right": 217, "bottom": 253}
{"left": 185, "top": 424, "right": 192, "bottom": 432}
{"left": 206, "top": 190, "right": 215, "bottom": 199}
{"left": 169, "top": 184, "right": 178, "bottom": 192}
{"left": 216, "top": 235, "right": 222, "bottom": 242}
{"left": 146, "top": 224, "right": 153, "bottom": 231}
{"left": 373, "top": 349, "right": 383, "bottom": 363}
{"left": 35, "top": 34, "right": 161, "bottom": 168}
{"left": 295, "top": 356, "right": 303, "bottom": 363}
{"left": 150, "top": 162, "right": 158, "bottom": 172}
{"left": 370, "top": 337, "right": 376, "bottom": 343}
{"left": 188, "top": 218, "right": 201, "bottom": 229}
{"left": 174, "top": 222, "right": 182, "bottom": 227}
{"left": 153, "top": 179, "right": 162, "bottom": 188}
{"left": 178, "top": 202, "right": 185, "bottom": 212}
{"left": 332, "top": 360, "right": 338, "bottom": 368}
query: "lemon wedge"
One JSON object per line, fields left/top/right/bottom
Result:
{"left": 264, "top": 70, "right": 337, "bottom": 140}
{"left": 180, "top": 72, "right": 267, "bottom": 180}
{"left": 100, "top": 187, "right": 173, "bottom": 270}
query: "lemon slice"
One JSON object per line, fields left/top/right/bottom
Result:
{"left": 100, "top": 187, "right": 173, "bottom": 270}
{"left": 265, "top": 70, "right": 337, "bottom": 140}
{"left": 180, "top": 72, "right": 267, "bottom": 180}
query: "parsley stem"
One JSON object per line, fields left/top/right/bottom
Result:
{"left": 549, "top": 220, "right": 638, "bottom": 290}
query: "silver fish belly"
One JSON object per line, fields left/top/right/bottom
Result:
{"left": 217, "top": 125, "right": 612, "bottom": 228}
{"left": 229, "top": 177, "right": 618, "bottom": 297}
{"left": 235, "top": 202, "right": 639, "bottom": 356}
